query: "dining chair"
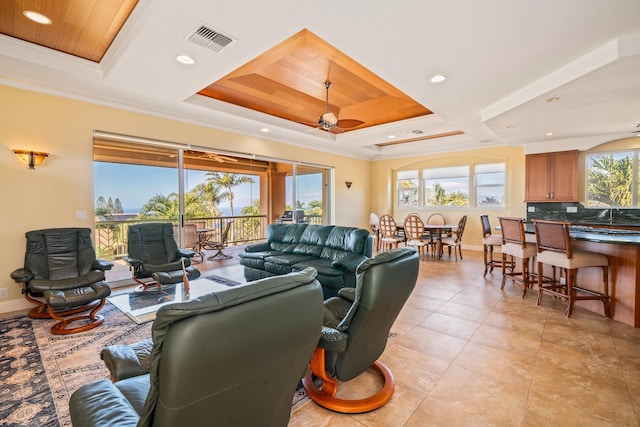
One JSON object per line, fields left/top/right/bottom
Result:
{"left": 441, "top": 215, "right": 467, "bottom": 261}
{"left": 404, "top": 214, "right": 429, "bottom": 258}
{"left": 426, "top": 213, "right": 447, "bottom": 254}
{"left": 369, "top": 212, "right": 381, "bottom": 252}
{"left": 378, "top": 215, "right": 405, "bottom": 251}
{"left": 533, "top": 220, "right": 610, "bottom": 317}
{"left": 498, "top": 217, "right": 537, "bottom": 297}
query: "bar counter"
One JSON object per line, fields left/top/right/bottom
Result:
{"left": 525, "top": 224, "right": 640, "bottom": 327}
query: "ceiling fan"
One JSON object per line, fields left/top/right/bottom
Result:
{"left": 204, "top": 152, "right": 238, "bottom": 163}
{"left": 315, "top": 81, "right": 364, "bottom": 134}
{"left": 185, "top": 150, "right": 238, "bottom": 163}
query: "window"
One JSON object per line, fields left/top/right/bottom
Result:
{"left": 423, "top": 166, "right": 469, "bottom": 207}
{"left": 475, "top": 163, "right": 505, "bottom": 207}
{"left": 396, "top": 161, "right": 506, "bottom": 208}
{"left": 397, "top": 170, "right": 419, "bottom": 207}
{"left": 586, "top": 151, "right": 637, "bottom": 207}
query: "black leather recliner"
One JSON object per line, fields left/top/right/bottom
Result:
{"left": 10, "top": 227, "right": 113, "bottom": 334}
{"left": 124, "top": 222, "right": 201, "bottom": 288}
{"left": 302, "top": 247, "right": 419, "bottom": 413}
{"left": 69, "top": 268, "right": 324, "bottom": 427}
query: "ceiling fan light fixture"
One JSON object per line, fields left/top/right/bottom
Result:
{"left": 321, "top": 112, "right": 338, "bottom": 126}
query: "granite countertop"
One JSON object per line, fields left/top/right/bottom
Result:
{"left": 523, "top": 224, "right": 640, "bottom": 245}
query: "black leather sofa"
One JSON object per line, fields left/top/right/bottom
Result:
{"left": 239, "top": 223, "right": 372, "bottom": 299}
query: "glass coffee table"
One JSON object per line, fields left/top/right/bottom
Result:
{"left": 108, "top": 276, "right": 241, "bottom": 324}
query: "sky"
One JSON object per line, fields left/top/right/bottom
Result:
{"left": 94, "top": 162, "right": 321, "bottom": 214}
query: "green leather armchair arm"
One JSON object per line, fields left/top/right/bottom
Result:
{"left": 123, "top": 256, "right": 143, "bottom": 268}
{"left": 244, "top": 242, "right": 272, "bottom": 252}
{"left": 93, "top": 259, "right": 114, "bottom": 271}
{"left": 10, "top": 268, "right": 33, "bottom": 283}
{"left": 100, "top": 338, "right": 153, "bottom": 382}
{"left": 69, "top": 379, "right": 139, "bottom": 427}
{"left": 93, "top": 259, "right": 113, "bottom": 271}
{"left": 331, "top": 254, "right": 368, "bottom": 272}
{"left": 177, "top": 249, "right": 197, "bottom": 259}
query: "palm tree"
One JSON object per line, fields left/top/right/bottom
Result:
{"left": 205, "top": 172, "right": 255, "bottom": 216}
{"left": 190, "top": 182, "right": 225, "bottom": 217}
{"left": 139, "top": 193, "right": 210, "bottom": 219}
{"left": 587, "top": 154, "right": 632, "bottom": 207}
{"left": 426, "top": 183, "right": 469, "bottom": 206}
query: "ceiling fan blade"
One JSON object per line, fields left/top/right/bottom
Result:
{"left": 336, "top": 119, "right": 364, "bottom": 128}
{"left": 329, "top": 126, "right": 344, "bottom": 134}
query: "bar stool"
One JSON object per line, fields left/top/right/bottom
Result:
{"left": 533, "top": 220, "right": 610, "bottom": 317}
{"left": 499, "top": 217, "right": 537, "bottom": 297}
{"left": 481, "top": 215, "right": 513, "bottom": 277}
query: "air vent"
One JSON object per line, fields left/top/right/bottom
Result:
{"left": 187, "top": 25, "right": 234, "bottom": 52}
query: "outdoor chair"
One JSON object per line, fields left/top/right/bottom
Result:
{"left": 201, "top": 221, "right": 233, "bottom": 259}
{"left": 10, "top": 227, "right": 113, "bottom": 334}
{"left": 302, "top": 247, "right": 419, "bottom": 413}
{"left": 124, "top": 222, "right": 201, "bottom": 289}
{"left": 174, "top": 223, "right": 203, "bottom": 263}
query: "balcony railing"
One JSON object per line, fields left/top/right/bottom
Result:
{"left": 94, "top": 214, "right": 323, "bottom": 260}
{"left": 95, "top": 215, "right": 268, "bottom": 260}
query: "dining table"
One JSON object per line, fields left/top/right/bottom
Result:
{"left": 397, "top": 223, "right": 458, "bottom": 258}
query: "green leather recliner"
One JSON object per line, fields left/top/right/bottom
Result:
{"left": 302, "top": 247, "right": 420, "bottom": 413}
{"left": 10, "top": 227, "right": 113, "bottom": 334}
{"left": 69, "top": 268, "right": 324, "bottom": 427}
{"left": 124, "top": 222, "right": 201, "bottom": 288}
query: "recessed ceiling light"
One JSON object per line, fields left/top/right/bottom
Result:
{"left": 388, "top": 135, "right": 396, "bottom": 139}
{"left": 176, "top": 54, "right": 195, "bottom": 65}
{"left": 260, "top": 128, "right": 270, "bottom": 133}
{"left": 430, "top": 74, "right": 446, "bottom": 83}
{"left": 23, "top": 10, "right": 52, "bottom": 25}
{"left": 506, "top": 125, "right": 515, "bottom": 129}
{"left": 546, "top": 132, "right": 554, "bottom": 136}
{"left": 546, "top": 97, "right": 560, "bottom": 103}
{"left": 480, "top": 139, "right": 492, "bottom": 143}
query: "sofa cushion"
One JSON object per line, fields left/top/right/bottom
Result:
{"left": 292, "top": 258, "right": 344, "bottom": 277}
{"left": 264, "top": 254, "right": 315, "bottom": 275}
{"left": 320, "top": 227, "right": 370, "bottom": 260}
{"left": 292, "top": 225, "right": 334, "bottom": 257}
{"left": 267, "top": 223, "right": 308, "bottom": 253}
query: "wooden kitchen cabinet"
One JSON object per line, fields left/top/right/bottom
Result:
{"left": 525, "top": 150, "right": 578, "bottom": 202}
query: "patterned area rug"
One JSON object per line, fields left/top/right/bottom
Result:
{"left": 0, "top": 302, "right": 310, "bottom": 427}
{"left": 0, "top": 303, "right": 152, "bottom": 426}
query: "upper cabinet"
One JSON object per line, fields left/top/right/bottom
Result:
{"left": 525, "top": 150, "right": 578, "bottom": 202}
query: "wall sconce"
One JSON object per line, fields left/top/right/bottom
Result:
{"left": 13, "top": 149, "right": 49, "bottom": 169}
{"left": 345, "top": 181, "right": 352, "bottom": 189}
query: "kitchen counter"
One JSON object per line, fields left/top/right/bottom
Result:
{"left": 520, "top": 223, "right": 640, "bottom": 327}
{"left": 524, "top": 224, "right": 640, "bottom": 245}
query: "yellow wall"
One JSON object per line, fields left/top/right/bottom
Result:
{"left": 0, "top": 85, "right": 370, "bottom": 307}
{"left": 369, "top": 146, "right": 527, "bottom": 250}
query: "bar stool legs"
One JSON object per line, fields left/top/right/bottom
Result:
{"left": 533, "top": 220, "right": 611, "bottom": 318}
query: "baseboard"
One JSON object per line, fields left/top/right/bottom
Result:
{"left": 0, "top": 298, "right": 31, "bottom": 316}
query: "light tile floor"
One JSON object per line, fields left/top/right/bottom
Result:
{"left": 289, "top": 250, "right": 640, "bottom": 427}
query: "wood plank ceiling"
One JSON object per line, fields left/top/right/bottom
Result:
{"left": 0, "top": 5, "right": 437, "bottom": 141}
{"left": 198, "top": 29, "right": 432, "bottom": 133}
{"left": 0, "top": 0, "right": 138, "bottom": 62}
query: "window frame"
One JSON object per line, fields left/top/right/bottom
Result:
{"left": 585, "top": 150, "right": 639, "bottom": 209}
{"left": 395, "top": 161, "right": 506, "bottom": 209}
